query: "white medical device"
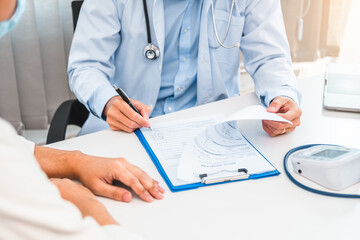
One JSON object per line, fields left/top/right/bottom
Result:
{"left": 289, "top": 145, "right": 360, "bottom": 191}
{"left": 323, "top": 63, "right": 360, "bottom": 112}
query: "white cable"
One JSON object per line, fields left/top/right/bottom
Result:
{"left": 297, "top": 0, "right": 311, "bottom": 41}
{"left": 302, "top": 0, "right": 311, "bottom": 18}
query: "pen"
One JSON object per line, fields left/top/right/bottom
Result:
{"left": 113, "top": 84, "right": 141, "bottom": 115}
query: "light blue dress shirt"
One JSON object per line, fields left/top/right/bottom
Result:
{"left": 68, "top": 0, "right": 302, "bottom": 134}
{"left": 153, "top": 0, "right": 203, "bottom": 117}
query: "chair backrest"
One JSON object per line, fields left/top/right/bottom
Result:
{"left": 71, "top": 1, "right": 84, "bottom": 31}
{"left": 46, "top": 0, "right": 88, "bottom": 144}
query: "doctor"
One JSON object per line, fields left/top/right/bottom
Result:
{"left": 68, "top": 0, "right": 302, "bottom": 136}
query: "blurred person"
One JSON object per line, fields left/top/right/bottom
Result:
{"left": 0, "top": 1, "right": 164, "bottom": 239}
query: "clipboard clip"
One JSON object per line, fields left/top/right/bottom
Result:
{"left": 199, "top": 168, "right": 249, "bottom": 184}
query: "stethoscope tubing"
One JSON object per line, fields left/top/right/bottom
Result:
{"left": 142, "top": 0, "right": 241, "bottom": 60}
{"left": 210, "top": 0, "right": 240, "bottom": 49}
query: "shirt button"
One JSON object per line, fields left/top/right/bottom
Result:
{"left": 177, "top": 87, "right": 182, "bottom": 92}
{"left": 183, "top": 28, "right": 188, "bottom": 33}
{"left": 182, "top": 57, "right": 187, "bottom": 62}
{"left": 168, "top": 107, "right": 172, "bottom": 111}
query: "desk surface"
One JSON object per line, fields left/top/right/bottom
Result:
{"left": 51, "top": 75, "right": 360, "bottom": 240}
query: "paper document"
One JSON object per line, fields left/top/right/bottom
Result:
{"left": 141, "top": 116, "right": 221, "bottom": 186}
{"left": 140, "top": 105, "right": 287, "bottom": 186}
{"left": 177, "top": 121, "right": 276, "bottom": 182}
{"left": 220, "top": 105, "right": 292, "bottom": 124}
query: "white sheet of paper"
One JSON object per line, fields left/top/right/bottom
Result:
{"left": 141, "top": 116, "right": 223, "bottom": 186}
{"left": 140, "top": 105, "right": 283, "bottom": 186}
{"left": 219, "top": 105, "right": 292, "bottom": 124}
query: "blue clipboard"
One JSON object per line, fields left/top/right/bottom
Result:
{"left": 135, "top": 129, "right": 280, "bottom": 192}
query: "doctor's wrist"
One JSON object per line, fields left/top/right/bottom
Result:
{"left": 269, "top": 95, "right": 295, "bottom": 105}
{"left": 102, "top": 96, "right": 119, "bottom": 119}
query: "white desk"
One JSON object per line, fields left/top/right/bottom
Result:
{"left": 51, "top": 75, "right": 360, "bottom": 240}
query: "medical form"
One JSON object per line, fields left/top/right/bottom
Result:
{"left": 139, "top": 105, "right": 289, "bottom": 189}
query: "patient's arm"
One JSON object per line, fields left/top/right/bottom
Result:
{"left": 34, "top": 146, "right": 165, "bottom": 203}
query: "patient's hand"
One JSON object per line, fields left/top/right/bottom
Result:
{"left": 35, "top": 146, "right": 164, "bottom": 203}
{"left": 51, "top": 178, "right": 118, "bottom": 226}
{"left": 73, "top": 154, "right": 165, "bottom": 203}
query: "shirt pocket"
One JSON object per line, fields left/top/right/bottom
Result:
{"left": 208, "top": 9, "right": 244, "bottom": 65}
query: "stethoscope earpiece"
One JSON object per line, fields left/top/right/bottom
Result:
{"left": 144, "top": 43, "right": 160, "bottom": 60}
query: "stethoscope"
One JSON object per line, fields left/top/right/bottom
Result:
{"left": 142, "top": 0, "right": 160, "bottom": 60}
{"left": 210, "top": 0, "right": 240, "bottom": 49}
{"left": 142, "top": 0, "right": 240, "bottom": 61}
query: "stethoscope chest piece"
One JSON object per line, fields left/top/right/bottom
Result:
{"left": 144, "top": 43, "right": 160, "bottom": 60}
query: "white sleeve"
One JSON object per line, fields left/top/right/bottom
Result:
{"left": 0, "top": 119, "right": 143, "bottom": 240}
{"left": 16, "top": 134, "right": 35, "bottom": 156}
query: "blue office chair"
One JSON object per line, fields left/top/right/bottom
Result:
{"left": 46, "top": 0, "right": 87, "bottom": 144}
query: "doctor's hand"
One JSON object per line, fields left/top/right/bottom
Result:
{"left": 74, "top": 153, "right": 165, "bottom": 203}
{"left": 262, "top": 96, "right": 302, "bottom": 137}
{"left": 103, "top": 96, "right": 151, "bottom": 132}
